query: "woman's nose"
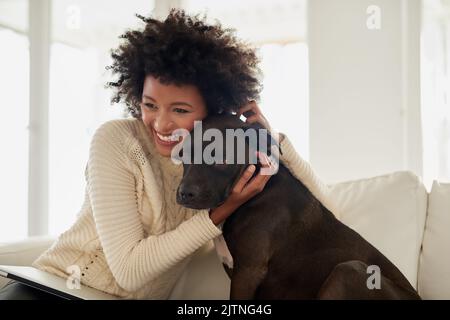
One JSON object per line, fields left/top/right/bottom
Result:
{"left": 153, "top": 112, "right": 175, "bottom": 133}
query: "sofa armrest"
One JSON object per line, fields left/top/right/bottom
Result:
{"left": 0, "top": 236, "right": 56, "bottom": 289}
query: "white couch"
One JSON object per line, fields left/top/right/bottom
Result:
{"left": 1, "top": 171, "right": 449, "bottom": 299}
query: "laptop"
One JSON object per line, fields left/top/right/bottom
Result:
{"left": 0, "top": 265, "right": 120, "bottom": 300}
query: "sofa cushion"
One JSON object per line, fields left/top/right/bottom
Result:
{"left": 329, "top": 171, "right": 428, "bottom": 289}
{"left": 418, "top": 181, "right": 450, "bottom": 299}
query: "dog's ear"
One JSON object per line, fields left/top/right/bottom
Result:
{"left": 241, "top": 118, "right": 283, "bottom": 161}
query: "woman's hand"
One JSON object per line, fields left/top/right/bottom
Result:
{"left": 209, "top": 151, "right": 274, "bottom": 225}
{"left": 238, "top": 100, "right": 271, "bottom": 129}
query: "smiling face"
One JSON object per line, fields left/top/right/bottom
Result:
{"left": 140, "top": 75, "right": 208, "bottom": 157}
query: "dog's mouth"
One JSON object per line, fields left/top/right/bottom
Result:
{"left": 178, "top": 201, "right": 222, "bottom": 210}
{"left": 177, "top": 201, "right": 209, "bottom": 210}
{"left": 176, "top": 190, "right": 226, "bottom": 210}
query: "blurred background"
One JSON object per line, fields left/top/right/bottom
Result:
{"left": 0, "top": 0, "right": 448, "bottom": 242}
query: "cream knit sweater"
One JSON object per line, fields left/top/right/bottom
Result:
{"left": 32, "top": 118, "right": 340, "bottom": 299}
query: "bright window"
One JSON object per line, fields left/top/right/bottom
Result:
{"left": 184, "top": 0, "right": 309, "bottom": 158}
{"left": 0, "top": 28, "right": 29, "bottom": 242}
{"left": 48, "top": 0, "right": 155, "bottom": 235}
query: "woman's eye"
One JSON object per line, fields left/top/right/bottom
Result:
{"left": 174, "top": 108, "right": 189, "bottom": 114}
{"left": 143, "top": 103, "right": 157, "bottom": 109}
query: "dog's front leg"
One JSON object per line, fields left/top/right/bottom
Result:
{"left": 229, "top": 264, "right": 268, "bottom": 300}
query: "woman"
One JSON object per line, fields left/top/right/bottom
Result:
{"left": 0, "top": 9, "right": 338, "bottom": 299}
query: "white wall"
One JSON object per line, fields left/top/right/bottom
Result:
{"left": 308, "top": 0, "right": 422, "bottom": 184}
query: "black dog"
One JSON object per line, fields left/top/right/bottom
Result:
{"left": 176, "top": 114, "right": 420, "bottom": 299}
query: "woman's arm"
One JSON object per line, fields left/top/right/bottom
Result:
{"left": 87, "top": 121, "right": 222, "bottom": 292}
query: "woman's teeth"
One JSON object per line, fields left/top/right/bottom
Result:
{"left": 156, "top": 132, "right": 179, "bottom": 142}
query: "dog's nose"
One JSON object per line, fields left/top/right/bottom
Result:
{"left": 177, "top": 184, "right": 201, "bottom": 202}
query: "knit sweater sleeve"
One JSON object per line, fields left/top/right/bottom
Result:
{"left": 277, "top": 133, "right": 342, "bottom": 220}
{"left": 87, "top": 121, "right": 222, "bottom": 292}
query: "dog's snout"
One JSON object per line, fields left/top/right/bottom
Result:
{"left": 177, "top": 184, "right": 201, "bottom": 202}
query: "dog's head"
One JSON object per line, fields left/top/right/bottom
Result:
{"left": 175, "top": 113, "right": 280, "bottom": 210}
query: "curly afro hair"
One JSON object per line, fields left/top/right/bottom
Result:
{"left": 106, "top": 8, "right": 263, "bottom": 119}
